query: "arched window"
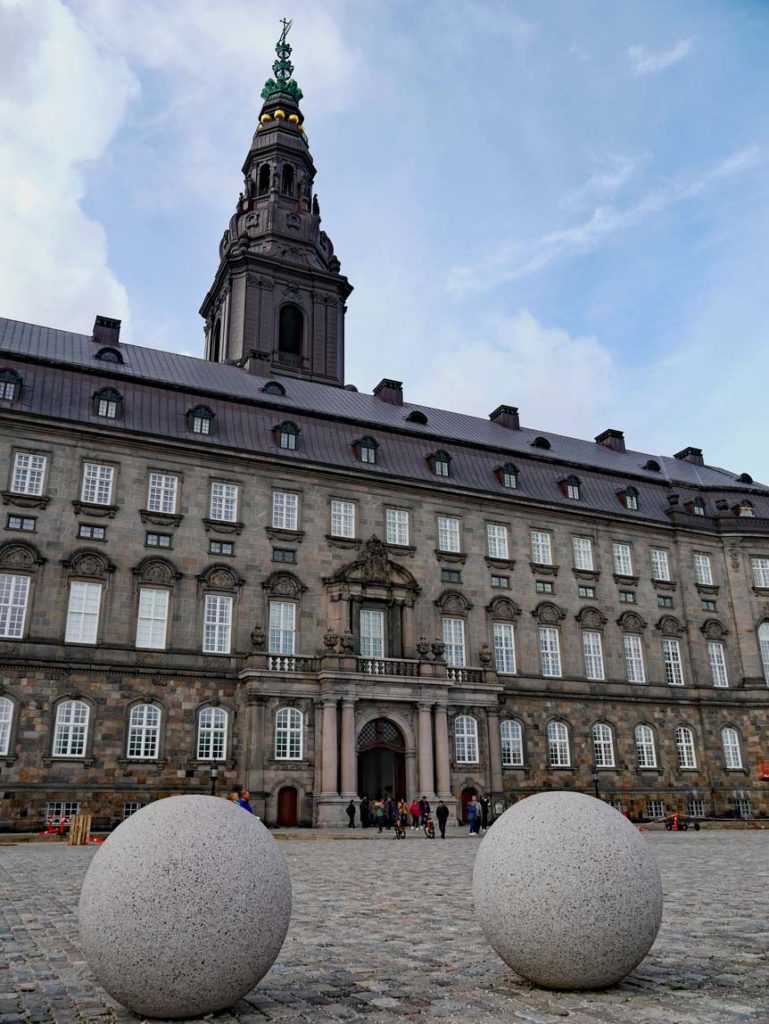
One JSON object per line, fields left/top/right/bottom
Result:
{"left": 758, "top": 622, "right": 769, "bottom": 685}
{"left": 592, "top": 723, "right": 615, "bottom": 767}
{"left": 547, "top": 721, "right": 570, "bottom": 767}
{"left": 52, "top": 699, "right": 90, "bottom": 757}
{"left": 356, "top": 437, "right": 378, "bottom": 465}
{"left": 564, "top": 475, "right": 581, "bottom": 500}
{"left": 406, "top": 410, "right": 428, "bottom": 425}
{"left": 0, "top": 696, "right": 14, "bottom": 756}
{"left": 721, "top": 727, "right": 742, "bottom": 769}
{"left": 454, "top": 715, "right": 479, "bottom": 763}
{"left": 624, "top": 486, "right": 639, "bottom": 510}
{"left": 644, "top": 459, "right": 661, "bottom": 472}
{"left": 190, "top": 406, "right": 214, "bottom": 435}
{"left": 197, "top": 706, "right": 228, "bottom": 760}
{"left": 262, "top": 381, "right": 286, "bottom": 396}
{"left": 432, "top": 450, "right": 451, "bottom": 477}
{"left": 210, "top": 319, "right": 222, "bottom": 362}
{"left": 635, "top": 724, "right": 657, "bottom": 768}
{"left": 275, "top": 707, "right": 303, "bottom": 759}
{"left": 281, "top": 164, "right": 295, "bottom": 196}
{"left": 0, "top": 369, "right": 22, "bottom": 401}
{"left": 278, "top": 305, "right": 303, "bottom": 365}
{"left": 497, "top": 463, "right": 518, "bottom": 489}
{"left": 675, "top": 726, "right": 697, "bottom": 769}
{"left": 500, "top": 719, "right": 523, "bottom": 766}
{"left": 258, "top": 164, "right": 270, "bottom": 196}
{"left": 95, "top": 347, "right": 123, "bottom": 364}
{"left": 277, "top": 421, "right": 299, "bottom": 450}
{"left": 94, "top": 387, "right": 122, "bottom": 419}
{"left": 127, "top": 703, "right": 161, "bottom": 759}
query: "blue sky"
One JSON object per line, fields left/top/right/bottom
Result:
{"left": 1, "top": 0, "right": 768, "bottom": 477}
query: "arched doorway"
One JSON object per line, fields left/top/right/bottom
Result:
{"left": 460, "top": 786, "right": 477, "bottom": 825}
{"left": 277, "top": 786, "right": 298, "bottom": 826}
{"left": 357, "top": 718, "right": 406, "bottom": 801}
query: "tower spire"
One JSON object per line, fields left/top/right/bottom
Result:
{"left": 261, "top": 18, "right": 303, "bottom": 104}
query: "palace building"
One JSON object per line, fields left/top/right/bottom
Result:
{"left": 1, "top": 27, "right": 768, "bottom": 830}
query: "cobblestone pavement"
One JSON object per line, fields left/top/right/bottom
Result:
{"left": 1, "top": 831, "right": 768, "bottom": 1024}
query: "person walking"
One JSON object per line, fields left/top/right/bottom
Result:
{"left": 419, "top": 795, "right": 431, "bottom": 826}
{"left": 238, "top": 789, "right": 254, "bottom": 814}
{"left": 373, "top": 798, "right": 385, "bottom": 833}
{"left": 436, "top": 800, "right": 449, "bottom": 839}
{"left": 465, "top": 794, "right": 480, "bottom": 835}
{"left": 346, "top": 799, "right": 356, "bottom": 829}
{"left": 480, "top": 794, "right": 490, "bottom": 832}
{"left": 397, "top": 798, "right": 408, "bottom": 828}
{"left": 360, "top": 796, "right": 370, "bottom": 829}
{"left": 409, "top": 798, "right": 421, "bottom": 830}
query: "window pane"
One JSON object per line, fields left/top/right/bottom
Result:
{"left": 675, "top": 726, "right": 696, "bottom": 768}
{"left": 331, "top": 500, "right": 355, "bottom": 538}
{"left": 437, "top": 516, "right": 460, "bottom": 552}
{"left": 651, "top": 549, "right": 670, "bottom": 581}
{"left": 269, "top": 600, "right": 296, "bottom": 654}
{"left": 694, "top": 553, "right": 713, "bottom": 585}
{"left": 635, "top": 725, "right": 656, "bottom": 768}
{"left": 487, "top": 524, "right": 508, "bottom": 559}
{"left": 148, "top": 473, "right": 177, "bottom": 514}
{"left": 592, "top": 723, "right": 615, "bottom": 767}
{"left": 210, "top": 482, "right": 238, "bottom": 522}
{"left": 385, "top": 508, "right": 409, "bottom": 546}
{"left": 136, "top": 588, "right": 169, "bottom": 649}
{"left": 197, "top": 706, "right": 227, "bottom": 759}
{"left": 721, "top": 727, "right": 742, "bottom": 769}
{"left": 442, "top": 617, "right": 465, "bottom": 667}
{"left": 272, "top": 491, "right": 298, "bottom": 531}
{"left": 0, "top": 574, "right": 30, "bottom": 639}
{"left": 203, "top": 594, "right": 232, "bottom": 653}
{"left": 0, "top": 697, "right": 14, "bottom": 756}
{"left": 708, "top": 641, "right": 728, "bottom": 687}
{"left": 547, "top": 721, "right": 570, "bottom": 766}
{"left": 539, "top": 627, "right": 561, "bottom": 677}
{"left": 662, "top": 639, "right": 684, "bottom": 686}
{"left": 572, "top": 537, "right": 593, "bottom": 571}
{"left": 455, "top": 715, "right": 478, "bottom": 763}
{"left": 12, "top": 453, "right": 46, "bottom": 496}
{"left": 613, "top": 543, "right": 633, "bottom": 576}
{"left": 275, "top": 706, "right": 303, "bottom": 759}
{"left": 500, "top": 720, "right": 523, "bottom": 766}
{"left": 65, "top": 582, "right": 102, "bottom": 644}
{"left": 582, "top": 631, "right": 604, "bottom": 680}
{"left": 81, "top": 463, "right": 114, "bottom": 505}
{"left": 360, "top": 609, "right": 385, "bottom": 658}
{"left": 493, "top": 622, "right": 516, "bottom": 674}
{"left": 623, "top": 634, "right": 645, "bottom": 683}
{"left": 52, "top": 700, "right": 89, "bottom": 757}
{"left": 531, "top": 530, "right": 552, "bottom": 565}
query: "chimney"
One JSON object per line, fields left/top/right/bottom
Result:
{"left": 92, "top": 315, "right": 121, "bottom": 346}
{"left": 595, "top": 428, "right": 625, "bottom": 453}
{"left": 373, "top": 379, "right": 403, "bottom": 406}
{"left": 489, "top": 405, "right": 520, "bottom": 430}
{"left": 674, "top": 447, "right": 704, "bottom": 466}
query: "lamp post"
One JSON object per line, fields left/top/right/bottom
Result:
{"left": 209, "top": 763, "right": 219, "bottom": 797}
{"left": 591, "top": 769, "right": 600, "bottom": 799}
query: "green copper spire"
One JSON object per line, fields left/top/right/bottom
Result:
{"left": 261, "top": 18, "right": 304, "bottom": 103}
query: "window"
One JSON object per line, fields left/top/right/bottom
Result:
{"left": 531, "top": 530, "right": 552, "bottom": 565}
{"left": 738, "top": 502, "right": 755, "bottom": 517}
{"left": 407, "top": 410, "right": 428, "bottom": 425}
{"left": 64, "top": 582, "right": 102, "bottom": 644}
{"left": 532, "top": 436, "right": 550, "bottom": 449}
{"left": 136, "top": 588, "right": 169, "bottom": 649}
{"left": 675, "top": 726, "right": 697, "bottom": 768}
{"left": 565, "top": 476, "right": 581, "bottom": 500}
{"left": 433, "top": 451, "right": 451, "bottom": 477}
{"left": 95, "top": 347, "right": 122, "bottom": 363}
{"left": 275, "top": 707, "right": 303, "bottom": 759}
{"left": 454, "top": 715, "right": 478, "bottom": 763}
{"left": 662, "top": 639, "right": 684, "bottom": 686}
{"left": 623, "top": 634, "right": 645, "bottom": 683}
{"left": 191, "top": 407, "right": 214, "bottom": 435}
{"left": 262, "top": 381, "right": 286, "bottom": 396}
{"left": 11, "top": 453, "right": 46, "bottom": 496}
{"left": 209, "top": 540, "right": 234, "bottom": 556}
{"left": 281, "top": 164, "right": 294, "bottom": 195}
{"left": 635, "top": 725, "right": 657, "bottom": 768}
{"left": 592, "top": 723, "right": 615, "bottom": 768}
{"left": 127, "top": 704, "right": 161, "bottom": 759}
{"left": 722, "top": 727, "right": 742, "bottom": 769}
{"left": 491, "top": 575, "right": 510, "bottom": 589}
{"left": 52, "top": 700, "right": 89, "bottom": 757}
{"left": 278, "top": 306, "right": 303, "bottom": 364}
{"left": 358, "top": 437, "right": 378, "bottom": 464}
{"left": 146, "top": 532, "right": 172, "bottom": 548}
{"left": 441, "top": 569, "right": 461, "bottom": 584}
{"left": 269, "top": 601, "right": 296, "bottom": 655}
{"left": 487, "top": 524, "right": 509, "bottom": 560}
{"left": 650, "top": 549, "right": 670, "bottom": 581}
{"left": 708, "top": 641, "right": 728, "bottom": 687}
{"left": 442, "top": 617, "right": 465, "bottom": 667}
{"left": 493, "top": 622, "right": 516, "bottom": 674}
{"left": 272, "top": 491, "right": 298, "bottom": 531}
{"left": 658, "top": 595, "right": 673, "bottom": 609}
{"left": 535, "top": 580, "right": 553, "bottom": 594}
{"left": 701, "top": 599, "right": 716, "bottom": 612}
{"left": 277, "top": 422, "right": 299, "bottom": 450}
{"left": 197, "top": 706, "right": 228, "bottom": 760}
{"left": 0, "top": 369, "right": 21, "bottom": 401}
{"left": 572, "top": 537, "right": 593, "bottom": 571}
{"left": 81, "top": 463, "right": 114, "bottom": 505}
{"left": 46, "top": 801, "right": 80, "bottom": 824}
{"left": 547, "top": 721, "right": 570, "bottom": 767}
{"left": 499, "top": 464, "right": 517, "bottom": 489}
{"left": 0, "top": 696, "right": 13, "bottom": 755}
{"left": 123, "top": 802, "right": 143, "bottom": 819}
{"left": 500, "top": 720, "right": 523, "bottom": 766}
{"left": 752, "top": 558, "right": 769, "bottom": 589}
{"left": 272, "top": 548, "right": 296, "bottom": 564}
{"left": 7, "top": 515, "right": 36, "bottom": 531}
{"left": 582, "top": 631, "right": 605, "bottom": 681}
{"left": 147, "top": 473, "right": 178, "bottom": 515}
{"left": 736, "top": 798, "right": 752, "bottom": 818}
{"left": 210, "top": 482, "right": 238, "bottom": 522}
{"left": 359, "top": 609, "right": 384, "bottom": 658}
{"left": 619, "top": 590, "right": 636, "bottom": 603}
{"left": 95, "top": 388, "right": 121, "bottom": 418}
{"left": 687, "top": 798, "right": 705, "bottom": 818}
{"left": 437, "top": 515, "right": 461, "bottom": 553}
{"left": 330, "top": 499, "right": 356, "bottom": 538}
{"left": 624, "top": 487, "right": 639, "bottom": 510}
{"left": 385, "top": 508, "right": 409, "bottom": 546}
{"left": 646, "top": 800, "right": 665, "bottom": 820}
{"left": 613, "top": 542, "right": 633, "bottom": 576}
{"left": 758, "top": 622, "right": 769, "bottom": 684}
{"left": 578, "top": 585, "right": 595, "bottom": 599}
{"left": 78, "top": 524, "right": 105, "bottom": 540}
{"left": 692, "top": 498, "right": 706, "bottom": 516}
{"left": 202, "top": 594, "right": 232, "bottom": 654}
{"left": 694, "top": 553, "right": 713, "bottom": 585}
{"left": 539, "top": 626, "right": 561, "bottom": 677}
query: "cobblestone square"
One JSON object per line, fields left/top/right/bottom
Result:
{"left": 1, "top": 831, "right": 768, "bottom": 1024}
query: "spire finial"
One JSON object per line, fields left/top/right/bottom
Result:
{"left": 261, "top": 17, "right": 303, "bottom": 103}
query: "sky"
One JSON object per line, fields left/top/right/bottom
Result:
{"left": 1, "top": 0, "right": 768, "bottom": 478}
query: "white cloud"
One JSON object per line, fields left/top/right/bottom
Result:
{"left": 628, "top": 38, "right": 693, "bottom": 77}
{"left": 0, "top": 0, "right": 137, "bottom": 333}
{"left": 561, "top": 151, "right": 649, "bottom": 211}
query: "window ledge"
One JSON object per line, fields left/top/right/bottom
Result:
{"left": 326, "top": 535, "right": 362, "bottom": 550}
{"left": 117, "top": 757, "right": 168, "bottom": 768}
{"left": 266, "top": 526, "right": 305, "bottom": 544}
{"left": 613, "top": 574, "right": 639, "bottom": 587}
{"left": 751, "top": 586, "right": 769, "bottom": 596}
{"left": 548, "top": 766, "right": 576, "bottom": 772}
{"left": 72, "top": 500, "right": 119, "bottom": 519}
{"left": 573, "top": 568, "right": 599, "bottom": 581}
{"left": 485, "top": 556, "right": 516, "bottom": 571}
{"left": 140, "top": 509, "right": 184, "bottom": 527}
{"left": 2, "top": 755, "right": 18, "bottom": 766}
{"left": 434, "top": 549, "right": 467, "bottom": 565}
{"left": 41, "top": 756, "right": 95, "bottom": 768}
{"left": 652, "top": 579, "right": 677, "bottom": 592}
{"left": 203, "top": 518, "right": 244, "bottom": 535}
{"left": 501, "top": 764, "right": 529, "bottom": 772}
{"left": 696, "top": 583, "right": 719, "bottom": 595}
{"left": 2, "top": 491, "right": 50, "bottom": 510}
{"left": 385, "top": 543, "right": 416, "bottom": 558}
{"left": 530, "top": 562, "right": 558, "bottom": 577}
{"left": 635, "top": 767, "right": 663, "bottom": 775}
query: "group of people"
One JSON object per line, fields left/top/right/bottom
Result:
{"left": 463, "top": 793, "right": 491, "bottom": 835}
{"left": 227, "top": 788, "right": 255, "bottom": 813}
{"left": 345, "top": 796, "right": 453, "bottom": 838}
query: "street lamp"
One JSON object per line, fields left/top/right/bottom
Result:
{"left": 591, "top": 769, "right": 600, "bottom": 799}
{"left": 209, "top": 763, "right": 219, "bottom": 797}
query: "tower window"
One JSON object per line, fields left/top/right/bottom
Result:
{"left": 0, "top": 369, "right": 21, "bottom": 401}
{"left": 94, "top": 387, "right": 122, "bottom": 419}
{"left": 258, "top": 164, "right": 270, "bottom": 196}
{"left": 278, "top": 304, "right": 303, "bottom": 366}
{"left": 210, "top": 319, "right": 222, "bottom": 363}
{"left": 277, "top": 421, "right": 299, "bottom": 450}
{"left": 281, "top": 165, "right": 295, "bottom": 196}
{"left": 189, "top": 406, "right": 214, "bottom": 435}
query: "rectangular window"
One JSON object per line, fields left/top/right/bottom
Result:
{"left": 77, "top": 523, "right": 105, "bottom": 540}
{"left": 330, "top": 499, "right": 356, "bottom": 538}
{"left": 752, "top": 558, "right": 769, "bottom": 589}
{"left": 123, "top": 802, "right": 143, "bottom": 819}
{"left": 687, "top": 799, "right": 705, "bottom": 818}
{"left": 437, "top": 515, "right": 461, "bottom": 552}
{"left": 491, "top": 575, "right": 510, "bottom": 589}
{"left": 0, "top": 574, "right": 30, "bottom": 638}
{"left": 272, "top": 491, "right": 298, "bottom": 531}
{"left": 202, "top": 594, "right": 232, "bottom": 654}
{"left": 81, "top": 463, "right": 114, "bottom": 505}
{"left": 210, "top": 482, "right": 238, "bottom": 523}
{"left": 658, "top": 595, "right": 673, "bottom": 609}
{"left": 487, "top": 524, "right": 509, "bottom": 559}
{"left": 269, "top": 600, "right": 296, "bottom": 655}
{"left": 613, "top": 542, "right": 633, "bottom": 576}
{"left": 737, "top": 798, "right": 752, "bottom": 819}
{"left": 442, "top": 617, "right": 465, "bottom": 668}
{"left": 623, "top": 634, "right": 645, "bottom": 683}
{"left": 539, "top": 626, "right": 561, "bottom": 677}
{"left": 147, "top": 472, "right": 178, "bottom": 514}
{"left": 65, "top": 581, "right": 102, "bottom": 644}
{"left": 701, "top": 599, "right": 716, "bottom": 612}
{"left": 572, "top": 536, "right": 594, "bottom": 571}
{"left": 7, "top": 515, "right": 36, "bottom": 532}
{"left": 694, "top": 553, "right": 713, "bottom": 586}
{"left": 578, "top": 585, "right": 595, "bottom": 599}
{"left": 650, "top": 548, "right": 670, "bottom": 581}
{"left": 441, "top": 569, "right": 461, "bottom": 584}
{"left": 146, "top": 532, "right": 172, "bottom": 548}
{"left": 209, "top": 540, "right": 234, "bottom": 556}
{"left": 619, "top": 590, "right": 636, "bottom": 603}
{"left": 646, "top": 800, "right": 665, "bottom": 820}
{"left": 531, "top": 530, "right": 552, "bottom": 565}
{"left": 45, "top": 801, "right": 80, "bottom": 825}
{"left": 359, "top": 608, "right": 385, "bottom": 658}
{"left": 11, "top": 452, "right": 46, "bottom": 496}
{"left": 582, "top": 631, "right": 605, "bottom": 680}
{"left": 535, "top": 580, "right": 553, "bottom": 594}
{"left": 662, "top": 638, "right": 684, "bottom": 686}
{"left": 135, "top": 588, "right": 169, "bottom": 650}
{"left": 493, "top": 622, "right": 516, "bottom": 674}
{"left": 708, "top": 641, "right": 728, "bottom": 687}
{"left": 385, "top": 508, "right": 409, "bottom": 546}
{"left": 272, "top": 548, "right": 297, "bottom": 564}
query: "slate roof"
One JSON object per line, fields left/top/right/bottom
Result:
{"left": 1, "top": 315, "right": 766, "bottom": 526}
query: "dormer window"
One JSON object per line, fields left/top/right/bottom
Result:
{"left": 622, "top": 486, "right": 639, "bottom": 510}
{"left": 644, "top": 459, "right": 661, "bottom": 472}
{"left": 262, "top": 381, "right": 286, "bottom": 396}
{"left": 95, "top": 347, "right": 123, "bottom": 364}
{"left": 737, "top": 501, "right": 755, "bottom": 518}
{"left": 692, "top": 498, "right": 706, "bottom": 517}
{"left": 532, "top": 436, "right": 551, "bottom": 450}
{"left": 431, "top": 450, "right": 451, "bottom": 478}
{"left": 563, "top": 475, "right": 581, "bottom": 500}
{"left": 737, "top": 473, "right": 753, "bottom": 484}
{"left": 0, "top": 369, "right": 21, "bottom": 401}
{"left": 497, "top": 463, "right": 518, "bottom": 489}
{"left": 190, "top": 406, "right": 214, "bottom": 435}
{"left": 277, "top": 421, "right": 299, "bottom": 450}
{"left": 95, "top": 387, "right": 122, "bottom": 419}
{"left": 406, "top": 410, "right": 428, "bottom": 425}
{"left": 356, "top": 437, "right": 378, "bottom": 465}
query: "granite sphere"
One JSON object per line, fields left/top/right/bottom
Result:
{"left": 473, "top": 792, "right": 662, "bottom": 990}
{"left": 79, "top": 795, "right": 291, "bottom": 1018}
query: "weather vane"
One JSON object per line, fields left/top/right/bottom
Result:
{"left": 261, "top": 17, "right": 303, "bottom": 102}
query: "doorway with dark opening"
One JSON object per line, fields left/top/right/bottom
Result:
{"left": 357, "top": 718, "right": 406, "bottom": 802}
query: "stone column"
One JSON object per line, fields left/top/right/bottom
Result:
{"left": 433, "top": 703, "right": 451, "bottom": 796}
{"left": 417, "top": 703, "right": 435, "bottom": 798}
{"left": 242, "top": 693, "right": 267, "bottom": 818}
{"left": 320, "top": 698, "right": 339, "bottom": 796}
{"left": 486, "top": 708, "right": 503, "bottom": 796}
{"left": 340, "top": 698, "right": 357, "bottom": 797}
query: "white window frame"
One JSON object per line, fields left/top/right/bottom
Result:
{"left": 45, "top": 800, "right": 80, "bottom": 824}
{"left": 202, "top": 594, "right": 233, "bottom": 654}
{"left": 662, "top": 638, "right": 684, "bottom": 686}
{"left": 64, "top": 581, "right": 102, "bottom": 644}
{"left": 500, "top": 719, "right": 524, "bottom": 766}
{"left": 487, "top": 523, "right": 509, "bottom": 560}
{"left": 330, "top": 499, "right": 356, "bottom": 539}
{"left": 547, "top": 721, "right": 570, "bottom": 767}
{"left": 272, "top": 491, "right": 298, "bottom": 531}
{"left": 572, "top": 536, "right": 593, "bottom": 571}
{"left": 52, "top": 699, "right": 89, "bottom": 757}
{"left": 613, "top": 542, "right": 633, "bottom": 576}
{"left": 694, "top": 553, "right": 713, "bottom": 586}
{"left": 385, "top": 508, "right": 409, "bottom": 547}
{"left": 135, "top": 588, "right": 170, "bottom": 650}
{"left": 687, "top": 798, "right": 705, "bottom": 818}
{"left": 675, "top": 726, "right": 697, "bottom": 769}
{"left": 454, "top": 715, "right": 479, "bottom": 764}
{"left": 0, "top": 696, "right": 14, "bottom": 756}
{"left": 582, "top": 630, "right": 605, "bottom": 681}
{"left": 11, "top": 452, "right": 46, "bottom": 496}
{"left": 721, "top": 727, "right": 742, "bottom": 769}
{"left": 623, "top": 633, "right": 645, "bottom": 683}
{"left": 197, "top": 706, "right": 228, "bottom": 760}
{"left": 275, "top": 706, "right": 303, "bottom": 760}
{"left": 269, "top": 600, "right": 297, "bottom": 655}
{"left": 0, "top": 573, "right": 30, "bottom": 639}
{"left": 81, "top": 463, "right": 114, "bottom": 505}
{"left": 650, "top": 548, "right": 671, "bottom": 581}
{"left": 209, "top": 482, "right": 238, "bottom": 523}
{"left": 708, "top": 641, "right": 729, "bottom": 687}
{"left": 566, "top": 479, "right": 580, "bottom": 500}
{"left": 359, "top": 608, "right": 385, "bottom": 658}
{"left": 437, "top": 515, "right": 461, "bottom": 553}
{"left": 147, "top": 472, "right": 178, "bottom": 515}
{"left": 531, "top": 530, "right": 552, "bottom": 565}
{"left": 127, "top": 703, "right": 161, "bottom": 759}
{"left": 752, "top": 558, "right": 769, "bottom": 589}
{"left": 758, "top": 622, "right": 769, "bottom": 685}
{"left": 539, "top": 626, "right": 562, "bottom": 677}
{"left": 635, "top": 724, "right": 657, "bottom": 768}
{"left": 592, "top": 723, "right": 615, "bottom": 768}
{"left": 442, "top": 616, "right": 466, "bottom": 668}
{"left": 493, "top": 621, "right": 516, "bottom": 675}
{"left": 646, "top": 799, "right": 665, "bottom": 819}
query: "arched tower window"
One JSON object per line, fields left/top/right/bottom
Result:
{"left": 258, "top": 164, "right": 270, "bottom": 196}
{"left": 278, "top": 305, "right": 303, "bottom": 366}
{"left": 281, "top": 165, "right": 295, "bottom": 196}
{"left": 210, "top": 320, "right": 222, "bottom": 363}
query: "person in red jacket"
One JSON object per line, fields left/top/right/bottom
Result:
{"left": 409, "top": 798, "right": 421, "bottom": 830}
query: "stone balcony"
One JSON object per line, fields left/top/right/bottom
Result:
{"left": 241, "top": 652, "right": 493, "bottom": 687}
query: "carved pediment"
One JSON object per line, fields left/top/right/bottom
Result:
{"left": 262, "top": 571, "right": 307, "bottom": 598}
{"left": 575, "top": 606, "right": 607, "bottom": 630}
{"left": 323, "top": 535, "right": 420, "bottom": 595}
{"left": 132, "top": 557, "right": 182, "bottom": 585}
{"left": 486, "top": 597, "right": 521, "bottom": 621}
{"left": 435, "top": 590, "right": 472, "bottom": 614}
{"left": 0, "top": 541, "right": 45, "bottom": 571}
{"left": 62, "top": 548, "right": 113, "bottom": 579}
{"left": 198, "top": 564, "right": 245, "bottom": 591}
{"left": 617, "top": 611, "right": 647, "bottom": 633}
{"left": 701, "top": 618, "right": 728, "bottom": 640}
{"left": 532, "top": 601, "right": 567, "bottom": 625}
{"left": 655, "top": 615, "right": 685, "bottom": 637}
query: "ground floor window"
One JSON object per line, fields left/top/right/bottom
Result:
{"left": 646, "top": 799, "right": 665, "bottom": 820}
{"left": 45, "top": 801, "right": 80, "bottom": 824}
{"left": 736, "top": 798, "right": 752, "bottom": 818}
{"left": 687, "top": 798, "right": 705, "bottom": 817}
{"left": 609, "top": 800, "right": 623, "bottom": 813}
{"left": 122, "top": 801, "right": 143, "bottom": 819}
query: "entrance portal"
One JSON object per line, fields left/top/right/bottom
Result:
{"left": 460, "top": 786, "right": 477, "bottom": 825}
{"left": 277, "top": 786, "right": 298, "bottom": 826}
{"left": 357, "top": 718, "right": 406, "bottom": 800}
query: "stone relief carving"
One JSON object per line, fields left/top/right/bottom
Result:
{"left": 133, "top": 558, "right": 181, "bottom": 585}
{"left": 575, "top": 607, "right": 607, "bottom": 630}
{"left": 701, "top": 618, "right": 729, "bottom": 640}
{"left": 261, "top": 571, "right": 307, "bottom": 598}
{"left": 532, "top": 601, "right": 567, "bottom": 625}
{"left": 199, "top": 564, "right": 244, "bottom": 592}
{"left": 63, "top": 549, "right": 113, "bottom": 579}
{"left": 617, "top": 611, "right": 647, "bottom": 633}
{"left": 655, "top": 615, "right": 685, "bottom": 637}
{"left": 324, "top": 536, "right": 421, "bottom": 598}
{"left": 0, "top": 542, "right": 43, "bottom": 570}
{"left": 434, "top": 590, "right": 473, "bottom": 614}
{"left": 486, "top": 597, "right": 521, "bottom": 621}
